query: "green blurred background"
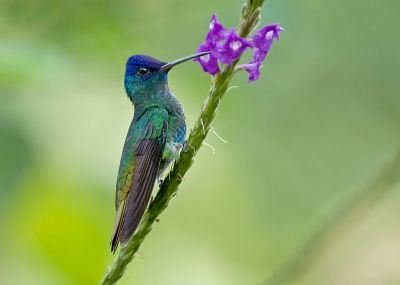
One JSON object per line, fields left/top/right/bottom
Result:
{"left": 1, "top": 0, "right": 400, "bottom": 284}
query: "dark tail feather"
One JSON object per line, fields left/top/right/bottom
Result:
{"left": 110, "top": 199, "right": 126, "bottom": 254}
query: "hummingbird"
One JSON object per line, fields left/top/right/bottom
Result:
{"left": 110, "top": 51, "right": 211, "bottom": 253}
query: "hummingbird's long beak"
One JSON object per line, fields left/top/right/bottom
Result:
{"left": 160, "top": 51, "right": 211, "bottom": 71}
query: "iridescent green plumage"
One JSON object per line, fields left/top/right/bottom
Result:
{"left": 111, "top": 52, "right": 210, "bottom": 253}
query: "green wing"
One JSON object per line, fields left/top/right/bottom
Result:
{"left": 111, "top": 108, "right": 168, "bottom": 253}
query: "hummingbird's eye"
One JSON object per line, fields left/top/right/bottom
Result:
{"left": 137, "top": 67, "right": 151, "bottom": 76}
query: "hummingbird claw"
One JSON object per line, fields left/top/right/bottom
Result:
{"left": 182, "top": 140, "right": 188, "bottom": 152}
{"left": 182, "top": 140, "right": 193, "bottom": 153}
{"left": 183, "top": 140, "right": 196, "bottom": 154}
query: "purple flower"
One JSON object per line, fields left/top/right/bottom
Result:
{"left": 194, "top": 14, "right": 229, "bottom": 75}
{"left": 205, "top": 14, "right": 229, "bottom": 45}
{"left": 217, "top": 28, "right": 253, "bottom": 65}
{"left": 195, "top": 42, "right": 220, "bottom": 75}
{"left": 240, "top": 24, "right": 284, "bottom": 82}
{"left": 239, "top": 62, "right": 262, "bottom": 82}
{"left": 194, "top": 14, "right": 284, "bottom": 82}
{"left": 251, "top": 24, "right": 284, "bottom": 63}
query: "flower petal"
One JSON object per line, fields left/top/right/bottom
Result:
{"left": 205, "top": 14, "right": 229, "bottom": 45}
{"left": 251, "top": 23, "right": 284, "bottom": 63}
{"left": 239, "top": 62, "right": 262, "bottom": 82}
{"left": 217, "top": 28, "right": 253, "bottom": 65}
{"left": 194, "top": 42, "right": 220, "bottom": 75}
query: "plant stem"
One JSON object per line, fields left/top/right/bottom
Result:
{"left": 99, "top": 1, "right": 264, "bottom": 284}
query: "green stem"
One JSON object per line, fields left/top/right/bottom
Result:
{"left": 99, "top": 1, "right": 264, "bottom": 284}
{"left": 266, "top": 148, "right": 400, "bottom": 285}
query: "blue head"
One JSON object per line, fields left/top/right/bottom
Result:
{"left": 124, "top": 52, "right": 211, "bottom": 103}
{"left": 124, "top": 55, "right": 168, "bottom": 103}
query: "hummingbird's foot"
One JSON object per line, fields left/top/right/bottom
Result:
{"left": 182, "top": 140, "right": 192, "bottom": 153}
{"left": 157, "top": 178, "right": 164, "bottom": 185}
